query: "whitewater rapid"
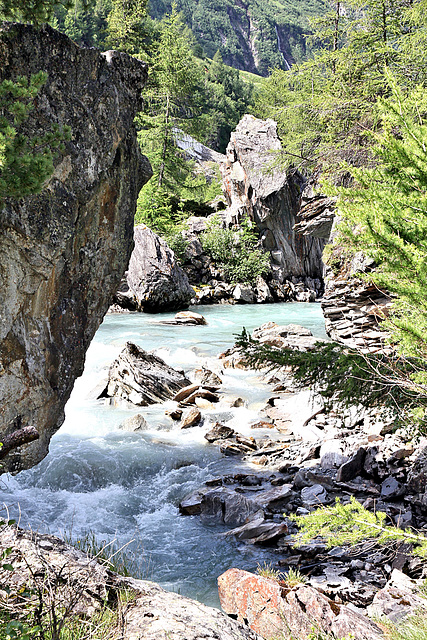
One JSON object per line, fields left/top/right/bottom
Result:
{"left": 0, "top": 302, "right": 327, "bottom": 607}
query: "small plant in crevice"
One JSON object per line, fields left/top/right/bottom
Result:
{"left": 282, "top": 567, "right": 308, "bottom": 588}
{"left": 256, "top": 561, "right": 283, "bottom": 582}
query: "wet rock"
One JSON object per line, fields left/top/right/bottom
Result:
{"left": 301, "top": 484, "right": 328, "bottom": 507}
{"left": 174, "top": 311, "right": 207, "bottom": 325}
{"left": 233, "top": 284, "right": 256, "bottom": 303}
{"left": 336, "top": 447, "right": 366, "bottom": 482}
{"left": 200, "top": 488, "right": 260, "bottom": 525}
{"left": 381, "top": 477, "right": 404, "bottom": 498}
{"left": 220, "top": 441, "right": 253, "bottom": 456}
{"left": 166, "top": 408, "right": 183, "bottom": 421}
{"left": 218, "top": 569, "right": 383, "bottom": 640}
{"left": 179, "top": 491, "right": 204, "bottom": 515}
{"left": 107, "top": 342, "right": 191, "bottom": 405}
{"left": 194, "top": 367, "right": 223, "bottom": 388}
{"left": 118, "top": 414, "right": 148, "bottom": 432}
{"left": 184, "top": 389, "right": 220, "bottom": 405}
{"left": 250, "top": 421, "right": 275, "bottom": 430}
{"left": 173, "top": 383, "right": 201, "bottom": 402}
{"left": 181, "top": 408, "right": 202, "bottom": 429}
{"left": 0, "top": 23, "right": 152, "bottom": 473}
{"left": 225, "top": 519, "right": 288, "bottom": 544}
{"left": 255, "top": 276, "right": 274, "bottom": 303}
{"left": 205, "top": 423, "right": 235, "bottom": 443}
{"left": 255, "top": 484, "right": 294, "bottom": 510}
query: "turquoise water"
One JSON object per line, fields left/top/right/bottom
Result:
{"left": 0, "top": 302, "right": 326, "bottom": 607}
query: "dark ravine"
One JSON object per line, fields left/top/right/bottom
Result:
{"left": 0, "top": 23, "right": 152, "bottom": 473}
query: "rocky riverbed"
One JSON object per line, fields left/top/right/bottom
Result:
{"left": 96, "top": 317, "right": 427, "bottom": 636}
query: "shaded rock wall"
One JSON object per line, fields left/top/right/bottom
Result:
{"left": 295, "top": 177, "right": 391, "bottom": 352}
{"left": 0, "top": 23, "right": 152, "bottom": 472}
{"left": 220, "top": 115, "right": 325, "bottom": 283}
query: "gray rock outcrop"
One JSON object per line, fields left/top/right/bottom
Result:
{"left": 114, "top": 224, "right": 194, "bottom": 312}
{"left": 0, "top": 525, "right": 261, "bottom": 640}
{"left": 106, "top": 342, "right": 191, "bottom": 405}
{"left": 220, "top": 115, "right": 325, "bottom": 284}
{"left": 0, "top": 23, "right": 152, "bottom": 473}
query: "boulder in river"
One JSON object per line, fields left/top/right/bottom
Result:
{"left": 106, "top": 342, "right": 191, "bottom": 405}
{"left": 115, "top": 225, "right": 195, "bottom": 313}
{"left": 181, "top": 407, "right": 202, "bottom": 428}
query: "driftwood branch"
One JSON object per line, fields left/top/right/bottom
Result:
{"left": 0, "top": 426, "right": 39, "bottom": 459}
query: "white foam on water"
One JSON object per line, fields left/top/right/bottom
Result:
{"left": 0, "top": 302, "right": 327, "bottom": 607}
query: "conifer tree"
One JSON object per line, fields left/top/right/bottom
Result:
{"left": 331, "top": 75, "right": 427, "bottom": 360}
{"left": 106, "top": 0, "right": 149, "bottom": 55}
{"left": 135, "top": 4, "right": 205, "bottom": 230}
{"left": 0, "top": 0, "right": 92, "bottom": 24}
{"left": 0, "top": 73, "right": 69, "bottom": 201}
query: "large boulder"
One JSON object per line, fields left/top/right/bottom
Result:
{"left": 220, "top": 115, "right": 325, "bottom": 283}
{"left": 218, "top": 568, "right": 383, "bottom": 640}
{"left": 106, "top": 342, "right": 191, "bottom": 405}
{"left": 115, "top": 225, "right": 195, "bottom": 312}
{"left": 0, "top": 23, "right": 152, "bottom": 473}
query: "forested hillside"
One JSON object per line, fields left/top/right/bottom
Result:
{"left": 148, "top": 0, "right": 327, "bottom": 75}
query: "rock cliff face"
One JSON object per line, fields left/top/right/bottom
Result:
{"left": 295, "top": 178, "right": 391, "bottom": 352}
{"left": 220, "top": 115, "right": 325, "bottom": 286}
{"left": 0, "top": 23, "right": 152, "bottom": 473}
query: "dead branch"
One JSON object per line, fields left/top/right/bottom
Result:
{"left": 0, "top": 426, "right": 39, "bottom": 459}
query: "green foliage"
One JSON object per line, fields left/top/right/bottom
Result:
{"left": 164, "top": 229, "right": 189, "bottom": 263}
{"left": 149, "top": 0, "right": 327, "bottom": 74}
{"left": 56, "top": 0, "right": 111, "bottom": 48}
{"left": 328, "top": 76, "right": 427, "bottom": 363}
{"left": 256, "top": 561, "right": 283, "bottom": 581}
{"left": 253, "top": 0, "right": 427, "bottom": 170}
{"left": 0, "top": 0, "right": 83, "bottom": 24}
{"left": 292, "top": 497, "right": 427, "bottom": 557}
{"left": 200, "top": 215, "right": 270, "bottom": 284}
{"left": 389, "top": 611, "right": 427, "bottom": 640}
{"left": 236, "top": 329, "right": 427, "bottom": 430}
{"left": 0, "top": 72, "right": 70, "bottom": 201}
{"left": 283, "top": 567, "right": 307, "bottom": 587}
{"left": 106, "top": 0, "right": 150, "bottom": 54}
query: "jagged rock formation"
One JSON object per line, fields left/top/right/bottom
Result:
{"left": 0, "top": 23, "right": 152, "bottom": 473}
{"left": 295, "top": 178, "right": 391, "bottom": 352}
{"left": 0, "top": 526, "right": 262, "bottom": 640}
{"left": 106, "top": 342, "right": 191, "bottom": 406}
{"left": 114, "top": 225, "right": 194, "bottom": 313}
{"left": 220, "top": 115, "right": 325, "bottom": 289}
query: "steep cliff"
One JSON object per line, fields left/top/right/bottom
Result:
{"left": 0, "top": 23, "right": 152, "bottom": 473}
{"left": 220, "top": 115, "right": 325, "bottom": 285}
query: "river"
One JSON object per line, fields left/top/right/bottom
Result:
{"left": 0, "top": 302, "right": 327, "bottom": 608}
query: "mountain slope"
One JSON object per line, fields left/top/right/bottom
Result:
{"left": 149, "top": 0, "right": 326, "bottom": 76}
